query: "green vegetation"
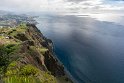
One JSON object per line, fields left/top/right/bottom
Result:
{"left": 3, "top": 76, "right": 40, "bottom": 83}
{"left": 0, "top": 44, "right": 19, "bottom": 75}
{"left": 20, "top": 64, "right": 39, "bottom": 76}
{"left": 5, "top": 61, "right": 18, "bottom": 76}
{"left": 38, "top": 47, "right": 48, "bottom": 54}
{"left": 4, "top": 63, "right": 57, "bottom": 83}
{"left": 29, "top": 46, "right": 48, "bottom": 55}
{"left": 0, "top": 24, "right": 58, "bottom": 83}
{"left": 8, "top": 24, "right": 27, "bottom": 37}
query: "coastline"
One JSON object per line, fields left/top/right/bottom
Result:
{"left": 33, "top": 23, "right": 74, "bottom": 83}
{"left": 0, "top": 23, "right": 73, "bottom": 83}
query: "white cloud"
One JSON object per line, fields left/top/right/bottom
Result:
{"left": 0, "top": 0, "right": 49, "bottom": 12}
{"left": 0, "top": 0, "right": 124, "bottom": 13}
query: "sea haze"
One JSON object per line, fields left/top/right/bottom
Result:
{"left": 36, "top": 14, "right": 124, "bottom": 83}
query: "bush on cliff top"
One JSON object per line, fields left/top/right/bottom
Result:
{"left": 20, "top": 64, "right": 39, "bottom": 76}
{"left": 4, "top": 63, "right": 57, "bottom": 83}
{"left": 0, "top": 44, "right": 19, "bottom": 74}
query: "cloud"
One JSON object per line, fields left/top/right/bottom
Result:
{"left": 65, "top": 0, "right": 124, "bottom": 13}
{"left": 65, "top": 0, "right": 85, "bottom": 3}
{"left": 0, "top": 0, "right": 57, "bottom": 12}
{"left": 0, "top": 0, "right": 123, "bottom": 13}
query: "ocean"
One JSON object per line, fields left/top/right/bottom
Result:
{"left": 36, "top": 14, "right": 124, "bottom": 83}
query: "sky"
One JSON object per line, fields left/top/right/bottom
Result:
{"left": 0, "top": 0, "right": 124, "bottom": 14}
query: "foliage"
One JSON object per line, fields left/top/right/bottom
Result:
{"left": 3, "top": 76, "right": 41, "bottom": 83}
{"left": 7, "top": 24, "right": 27, "bottom": 38}
{"left": 4, "top": 64, "right": 57, "bottom": 83}
{"left": 0, "top": 44, "right": 19, "bottom": 75}
{"left": 20, "top": 64, "right": 39, "bottom": 76}
{"left": 0, "top": 24, "right": 58, "bottom": 83}
{"left": 38, "top": 47, "right": 48, "bottom": 54}
{"left": 5, "top": 61, "right": 18, "bottom": 76}
{"left": 40, "top": 72, "right": 57, "bottom": 83}
{"left": 4, "top": 44, "right": 19, "bottom": 54}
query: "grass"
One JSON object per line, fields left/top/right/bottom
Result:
{"left": 0, "top": 24, "right": 58, "bottom": 83}
{"left": 4, "top": 63, "right": 57, "bottom": 83}
{"left": 8, "top": 27, "right": 27, "bottom": 37}
{"left": 0, "top": 23, "right": 27, "bottom": 38}
{"left": 4, "top": 62, "right": 57, "bottom": 83}
{"left": 0, "top": 38, "right": 18, "bottom": 45}
{"left": 20, "top": 64, "right": 40, "bottom": 76}
{"left": 0, "top": 24, "right": 27, "bottom": 44}
{"left": 3, "top": 76, "right": 41, "bottom": 83}
{"left": 3, "top": 74, "right": 57, "bottom": 83}
{"left": 38, "top": 47, "right": 48, "bottom": 54}
{"left": 29, "top": 46, "right": 48, "bottom": 55}
{"left": 0, "top": 44, "right": 20, "bottom": 76}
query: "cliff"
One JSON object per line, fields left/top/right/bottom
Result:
{"left": 0, "top": 23, "right": 73, "bottom": 83}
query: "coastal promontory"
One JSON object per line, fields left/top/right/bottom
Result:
{"left": 0, "top": 23, "right": 72, "bottom": 83}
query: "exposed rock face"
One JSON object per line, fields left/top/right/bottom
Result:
{"left": 44, "top": 51, "right": 65, "bottom": 76}
{"left": 27, "top": 24, "right": 64, "bottom": 74}
{"left": 0, "top": 23, "right": 73, "bottom": 83}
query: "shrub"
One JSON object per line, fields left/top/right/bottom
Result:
{"left": 5, "top": 44, "right": 17, "bottom": 54}
{"left": 0, "top": 44, "right": 19, "bottom": 75}
{"left": 5, "top": 61, "right": 18, "bottom": 76}
{"left": 3, "top": 76, "right": 40, "bottom": 83}
{"left": 38, "top": 47, "right": 48, "bottom": 54}
{"left": 0, "top": 45, "right": 9, "bottom": 73}
{"left": 20, "top": 64, "right": 39, "bottom": 76}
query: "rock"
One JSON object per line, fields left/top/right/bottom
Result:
{"left": 0, "top": 23, "right": 73, "bottom": 83}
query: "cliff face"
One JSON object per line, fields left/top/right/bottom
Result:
{"left": 23, "top": 24, "right": 65, "bottom": 76}
{"left": 0, "top": 24, "right": 72, "bottom": 83}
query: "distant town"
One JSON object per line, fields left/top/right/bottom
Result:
{"left": 0, "top": 11, "right": 38, "bottom": 28}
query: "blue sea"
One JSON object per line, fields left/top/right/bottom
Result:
{"left": 36, "top": 14, "right": 124, "bottom": 83}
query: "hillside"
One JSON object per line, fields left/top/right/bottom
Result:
{"left": 0, "top": 23, "right": 73, "bottom": 83}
